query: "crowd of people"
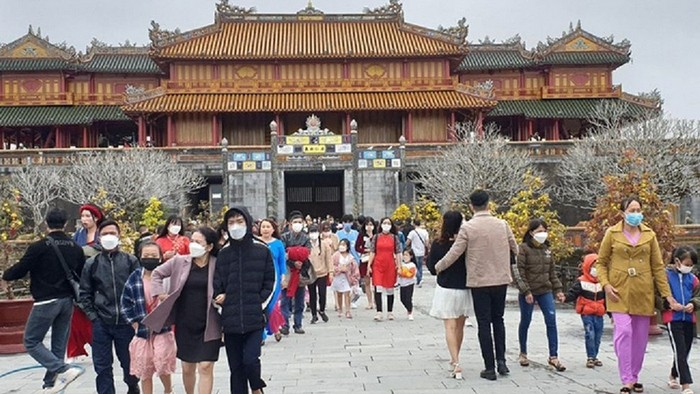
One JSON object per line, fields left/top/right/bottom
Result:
{"left": 1, "top": 190, "right": 699, "bottom": 394}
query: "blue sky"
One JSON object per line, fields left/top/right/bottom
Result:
{"left": 2, "top": 0, "right": 698, "bottom": 119}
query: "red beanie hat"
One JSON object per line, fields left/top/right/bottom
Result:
{"left": 80, "top": 204, "right": 103, "bottom": 222}
{"left": 287, "top": 245, "right": 310, "bottom": 262}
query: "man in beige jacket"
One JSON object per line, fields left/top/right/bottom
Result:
{"left": 435, "top": 190, "right": 518, "bottom": 381}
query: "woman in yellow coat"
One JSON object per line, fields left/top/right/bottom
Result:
{"left": 596, "top": 196, "right": 679, "bottom": 394}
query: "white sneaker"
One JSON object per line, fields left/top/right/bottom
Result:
{"left": 46, "top": 366, "right": 84, "bottom": 393}
{"left": 351, "top": 302, "right": 358, "bottom": 309}
{"left": 465, "top": 319, "right": 473, "bottom": 327}
{"left": 408, "top": 314, "right": 414, "bottom": 321}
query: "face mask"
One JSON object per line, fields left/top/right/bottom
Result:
{"left": 169, "top": 225, "right": 181, "bottom": 235}
{"left": 679, "top": 265, "right": 693, "bottom": 274}
{"left": 229, "top": 224, "right": 247, "bottom": 240}
{"left": 100, "top": 234, "right": 119, "bottom": 251}
{"left": 381, "top": 224, "right": 392, "bottom": 233}
{"left": 624, "top": 212, "right": 644, "bottom": 227}
{"left": 533, "top": 232, "right": 548, "bottom": 244}
{"left": 343, "top": 223, "right": 352, "bottom": 231}
{"left": 309, "top": 232, "right": 319, "bottom": 241}
{"left": 292, "top": 223, "right": 303, "bottom": 233}
{"left": 590, "top": 267, "right": 598, "bottom": 278}
{"left": 140, "top": 258, "right": 161, "bottom": 271}
{"left": 190, "top": 243, "right": 207, "bottom": 258}
{"left": 338, "top": 245, "right": 347, "bottom": 253}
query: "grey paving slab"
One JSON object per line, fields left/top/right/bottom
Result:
{"left": 0, "top": 271, "right": 694, "bottom": 393}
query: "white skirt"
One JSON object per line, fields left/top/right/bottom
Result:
{"left": 429, "top": 285, "right": 474, "bottom": 319}
{"left": 331, "top": 274, "right": 351, "bottom": 293}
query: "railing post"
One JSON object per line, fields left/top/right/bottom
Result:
{"left": 269, "top": 120, "right": 279, "bottom": 219}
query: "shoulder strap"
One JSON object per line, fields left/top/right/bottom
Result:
{"left": 47, "top": 236, "right": 78, "bottom": 281}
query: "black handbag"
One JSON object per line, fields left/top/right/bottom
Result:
{"left": 47, "top": 236, "right": 81, "bottom": 302}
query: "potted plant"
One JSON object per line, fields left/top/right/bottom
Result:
{"left": 0, "top": 192, "right": 33, "bottom": 354}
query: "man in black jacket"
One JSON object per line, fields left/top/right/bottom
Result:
{"left": 78, "top": 219, "right": 140, "bottom": 394}
{"left": 214, "top": 206, "right": 275, "bottom": 394}
{"left": 1, "top": 209, "right": 86, "bottom": 393}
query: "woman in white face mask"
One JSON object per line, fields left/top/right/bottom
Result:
{"left": 144, "top": 227, "right": 222, "bottom": 394}
{"left": 367, "top": 217, "right": 402, "bottom": 321}
{"left": 511, "top": 218, "right": 566, "bottom": 371}
{"left": 156, "top": 215, "right": 191, "bottom": 261}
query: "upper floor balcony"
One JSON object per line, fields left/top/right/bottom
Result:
{"left": 0, "top": 92, "right": 127, "bottom": 106}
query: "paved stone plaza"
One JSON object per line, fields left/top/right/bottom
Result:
{"left": 0, "top": 272, "right": 690, "bottom": 393}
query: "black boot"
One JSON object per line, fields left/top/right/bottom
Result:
{"left": 497, "top": 360, "right": 510, "bottom": 375}
{"left": 480, "top": 369, "right": 497, "bottom": 381}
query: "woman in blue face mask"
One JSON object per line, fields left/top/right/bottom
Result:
{"left": 596, "top": 195, "right": 677, "bottom": 394}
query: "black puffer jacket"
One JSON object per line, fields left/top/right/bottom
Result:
{"left": 214, "top": 206, "right": 275, "bottom": 334}
{"left": 79, "top": 250, "right": 139, "bottom": 325}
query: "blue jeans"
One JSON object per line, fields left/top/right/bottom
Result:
{"left": 92, "top": 320, "right": 138, "bottom": 394}
{"left": 281, "top": 286, "right": 305, "bottom": 329}
{"left": 24, "top": 297, "right": 73, "bottom": 389}
{"left": 518, "top": 292, "right": 558, "bottom": 357}
{"left": 415, "top": 255, "right": 424, "bottom": 285}
{"left": 581, "top": 315, "right": 604, "bottom": 359}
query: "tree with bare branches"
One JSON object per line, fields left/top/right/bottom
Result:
{"left": 59, "top": 149, "right": 206, "bottom": 216}
{"left": 7, "top": 165, "right": 63, "bottom": 233}
{"left": 415, "top": 122, "right": 542, "bottom": 207}
{"left": 555, "top": 100, "right": 700, "bottom": 209}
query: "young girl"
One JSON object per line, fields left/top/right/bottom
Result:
{"left": 331, "top": 239, "right": 360, "bottom": 318}
{"left": 121, "top": 241, "right": 176, "bottom": 394}
{"left": 565, "top": 253, "right": 606, "bottom": 368}
{"left": 398, "top": 249, "right": 417, "bottom": 321}
{"left": 661, "top": 246, "right": 700, "bottom": 393}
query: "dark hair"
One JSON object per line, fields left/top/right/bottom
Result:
{"left": 137, "top": 240, "right": 162, "bottom": 259}
{"left": 413, "top": 219, "right": 421, "bottom": 226}
{"left": 403, "top": 247, "right": 415, "bottom": 261}
{"left": 320, "top": 221, "right": 331, "bottom": 233}
{"left": 439, "top": 211, "right": 463, "bottom": 244}
{"left": 523, "top": 218, "right": 549, "bottom": 246}
{"left": 469, "top": 189, "right": 490, "bottom": 209}
{"left": 671, "top": 245, "right": 698, "bottom": 266}
{"left": 338, "top": 238, "right": 351, "bottom": 252}
{"left": 260, "top": 218, "right": 280, "bottom": 239}
{"left": 288, "top": 210, "right": 303, "bottom": 221}
{"left": 46, "top": 208, "right": 68, "bottom": 229}
{"left": 98, "top": 219, "right": 120, "bottom": 234}
{"left": 620, "top": 196, "right": 642, "bottom": 211}
{"left": 357, "top": 215, "right": 366, "bottom": 226}
{"left": 379, "top": 217, "right": 397, "bottom": 235}
{"left": 359, "top": 216, "right": 377, "bottom": 239}
{"left": 341, "top": 214, "right": 354, "bottom": 223}
{"left": 196, "top": 226, "right": 220, "bottom": 257}
{"left": 158, "top": 215, "right": 185, "bottom": 238}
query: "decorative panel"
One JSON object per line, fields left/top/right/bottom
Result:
{"left": 348, "top": 62, "right": 402, "bottom": 80}
{"left": 279, "top": 63, "right": 343, "bottom": 80}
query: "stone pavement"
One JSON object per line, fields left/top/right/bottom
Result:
{"left": 0, "top": 272, "right": 692, "bottom": 394}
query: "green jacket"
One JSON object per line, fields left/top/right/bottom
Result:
{"left": 513, "top": 242, "right": 562, "bottom": 296}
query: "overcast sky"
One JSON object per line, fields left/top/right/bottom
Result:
{"left": 1, "top": 0, "right": 698, "bottom": 119}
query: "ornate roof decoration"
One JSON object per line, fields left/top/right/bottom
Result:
{"left": 0, "top": 26, "right": 78, "bottom": 64}
{"left": 215, "top": 0, "right": 256, "bottom": 20}
{"left": 437, "top": 17, "right": 469, "bottom": 46}
{"left": 535, "top": 20, "right": 631, "bottom": 55}
{"left": 293, "top": 114, "right": 333, "bottom": 135}
{"left": 297, "top": 1, "right": 324, "bottom": 16}
{"left": 148, "top": 20, "right": 182, "bottom": 47}
{"left": 124, "top": 86, "right": 165, "bottom": 105}
{"left": 456, "top": 81, "right": 496, "bottom": 100}
{"left": 363, "top": 0, "right": 403, "bottom": 16}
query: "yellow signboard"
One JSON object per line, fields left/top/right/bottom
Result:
{"left": 373, "top": 159, "right": 386, "bottom": 168}
{"left": 303, "top": 145, "right": 327, "bottom": 154}
{"left": 318, "top": 135, "right": 343, "bottom": 145}
{"left": 285, "top": 136, "right": 310, "bottom": 145}
{"left": 242, "top": 161, "right": 257, "bottom": 171}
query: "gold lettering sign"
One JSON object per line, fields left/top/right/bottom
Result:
{"left": 285, "top": 136, "right": 310, "bottom": 145}
{"left": 242, "top": 161, "right": 257, "bottom": 171}
{"left": 303, "top": 145, "right": 326, "bottom": 154}
{"left": 373, "top": 159, "right": 386, "bottom": 168}
{"left": 319, "top": 135, "right": 342, "bottom": 145}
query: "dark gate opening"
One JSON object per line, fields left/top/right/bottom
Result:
{"left": 284, "top": 171, "right": 344, "bottom": 220}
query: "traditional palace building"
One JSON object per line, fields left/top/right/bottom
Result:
{"left": 0, "top": 1, "right": 659, "bottom": 219}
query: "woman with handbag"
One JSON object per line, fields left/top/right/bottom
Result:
{"left": 259, "top": 218, "right": 287, "bottom": 342}
{"left": 308, "top": 224, "right": 333, "bottom": 324}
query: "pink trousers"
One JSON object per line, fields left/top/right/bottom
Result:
{"left": 612, "top": 313, "right": 650, "bottom": 385}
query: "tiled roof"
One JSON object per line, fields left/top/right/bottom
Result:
{"left": 460, "top": 48, "right": 534, "bottom": 71}
{"left": 0, "top": 58, "right": 76, "bottom": 72}
{"left": 0, "top": 105, "right": 129, "bottom": 127}
{"left": 488, "top": 99, "right": 651, "bottom": 119}
{"left": 540, "top": 51, "right": 629, "bottom": 66}
{"left": 80, "top": 53, "right": 161, "bottom": 74}
{"left": 153, "top": 21, "right": 466, "bottom": 60}
{"left": 123, "top": 90, "right": 495, "bottom": 113}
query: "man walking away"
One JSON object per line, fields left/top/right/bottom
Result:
{"left": 406, "top": 219, "right": 430, "bottom": 287}
{"left": 435, "top": 190, "right": 518, "bottom": 381}
{"left": 1, "top": 209, "right": 86, "bottom": 393}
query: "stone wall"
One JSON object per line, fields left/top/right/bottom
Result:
{"left": 359, "top": 170, "right": 399, "bottom": 219}
{"left": 227, "top": 172, "right": 272, "bottom": 220}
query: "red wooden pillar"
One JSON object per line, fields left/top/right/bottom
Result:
{"left": 553, "top": 119, "right": 560, "bottom": 141}
{"left": 82, "top": 126, "right": 88, "bottom": 148}
{"left": 476, "top": 111, "right": 484, "bottom": 138}
{"left": 137, "top": 116, "right": 146, "bottom": 146}
{"left": 406, "top": 112, "right": 413, "bottom": 142}
{"left": 55, "top": 127, "right": 62, "bottom": 148}
{"left": 449, "top": 111, "right": 456, "bottom": 141}
{"left": 276, "top": 114, "right": 283, "bottom": 136}
{"left": 345, "top": 113, "right": 351, "bottom": 135}
{"left": 166, "top": 115, "right": 174, "bottom": 146}
{"left": 528, "top": 119, "right": 534, "bottom": 139}
{"left": 212, "top": 114, "right": 220, "bottom": 146}
{"left": 0, "top": 129, "right": 4, "bottom": 150}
